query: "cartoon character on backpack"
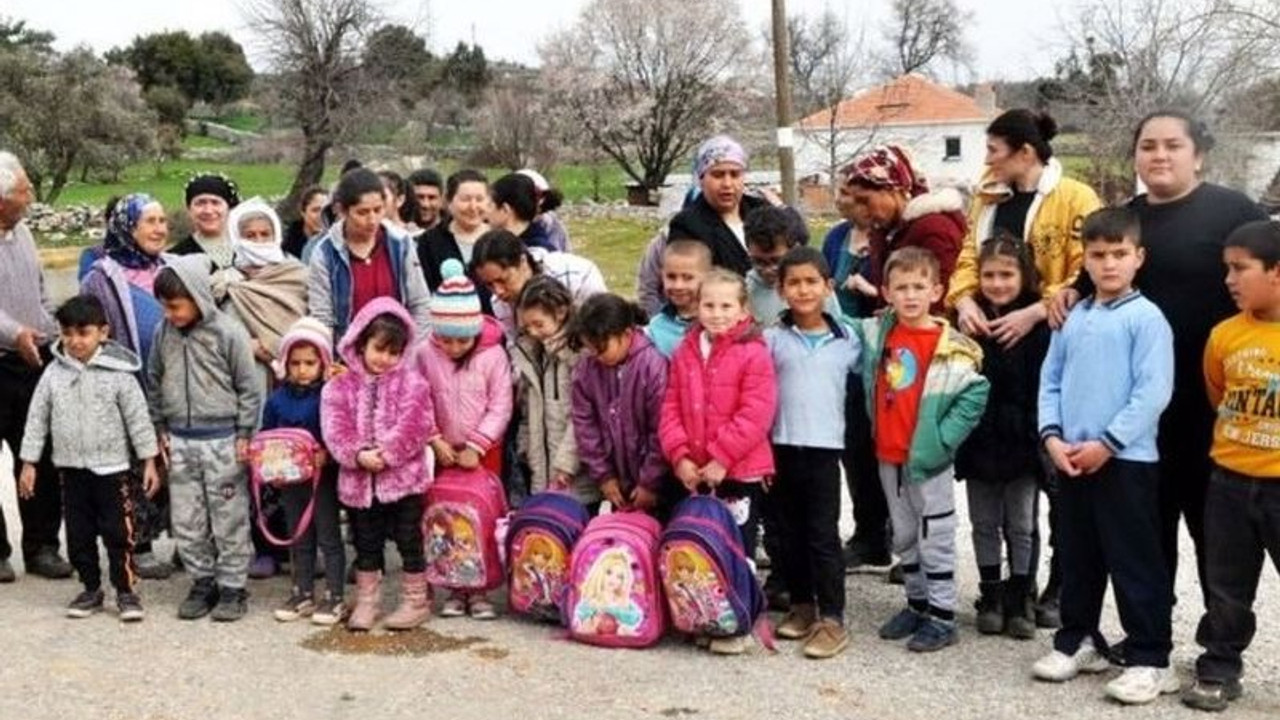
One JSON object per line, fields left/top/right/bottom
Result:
{"left": 513, "top": 535, "right": 565, "bottom": 612}
{"left": 426, "top": 517, "right": 452, "bottom": 565}
{"left": 449, "top": 516, "right": 482, "bottom": 586}
{"left": 665, "top": 545, "right": 735, "bottom": 635}
{"left": 572, "top": 548, "right": 644, "bottom": 636}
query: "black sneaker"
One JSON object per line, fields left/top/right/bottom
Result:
{"left": 887, "top": 562, "right": 905, "bottom": 585}
{"left": 28, "top": 549, "right": 73, "bottom": 579}
{"left": 1181, "top": 678, "right": 1243, "bottom": 712}
{"left": 273, "top": 590, "right": 316, "bottom": 622}
{"left": 117, "top": 593, "right": 145, "bottom": 622}
{"left": 178, "top": 578, "right": 219, "bottom": 620}
{"left": 66, "top": 589, "right": 105, "bottom": 618}
{"left": 843, "top": 540, "right": 892, "bottom": 573}
{"left": 211, "top": 586, "right": 249, "bottom": 622}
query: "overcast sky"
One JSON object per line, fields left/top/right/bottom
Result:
{"left": 6, "top": 0, "right": 1076, "bottom": 83}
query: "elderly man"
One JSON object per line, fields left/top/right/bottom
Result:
{"left": 0, "top": 151, "right": 71, "bottom": 581}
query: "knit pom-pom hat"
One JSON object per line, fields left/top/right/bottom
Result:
{"left": 430, "top": 259, "right": 483, "bottom": 338}
{"left": 273, "top": 316, "right": 334, "bottom": 380}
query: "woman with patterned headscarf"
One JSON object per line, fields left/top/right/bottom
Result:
{"left": 846, "top": 144, "right": 968, "bottom": 312}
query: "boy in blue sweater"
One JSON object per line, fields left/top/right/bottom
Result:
{"left": 1033, "top": 207, "right": 1176, "bottom": 705}
{"left": 645, "top": 239, "right": 710, "bottom": 357}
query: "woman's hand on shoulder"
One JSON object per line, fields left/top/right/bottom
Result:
{"left": 1047, "top": 288, "right": 1080, "bottom": 329}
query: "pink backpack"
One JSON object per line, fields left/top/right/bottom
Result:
{"left": 562, "top": 512, "right": 667, "bottom": 648}
{"left": 247, "top": 428, "right": 322, "bottom": 546}
{"left": 423, "top": 466, "right": 508, "bottom": 591}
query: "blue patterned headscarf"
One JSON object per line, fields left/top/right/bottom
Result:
{"left": 103, "top": 193, "right": 165, "bottom": 270}
{"left": 693, "top": 135, "right": 748, "bottom": 179}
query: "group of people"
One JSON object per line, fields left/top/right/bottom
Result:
{"left": 0, "top": 104, "right": 1276, "bottom": 714}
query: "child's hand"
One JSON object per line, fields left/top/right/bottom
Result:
{"left": 1067, "top": 441, "right": 1112, "bottom": 475}
{"left": 631, "top": 485, "right": 657, "bottom": 512}
{"left": 357, "top": 449, "right": 386, "bottom": 472}
{"left": 551, "top": 472, "right": 573, "bottom": 491}
{"left": 699, "top": 460, "right": 728, "bottom": 487}
{"left": 235, "top": 438, "right": 250, "bottom": 463}
{"left": 157, "top": 431, "right": 170, "bottom": 469}
{"left": 1044, "top": 437, "right": 1081, "bottom": 477}
{"left": 431, "top": 439, "right": 457, "bottom": 467}
{"left": 326, "top": 363, "right": 347, "bottom": 380}
{"left": 457, "top": 448, "right": 481, "bottom": 470}
{"left": 600, "top": 478, "right": 626, "bottom": 509}
{"left": 141, "top": 458, "right": 162, "bottom": 498}
{"left": 17, "top": 463, "right": 36, "bottom": 500}
{"left": 674, "top": 458, "right": 701, "bottom": 491}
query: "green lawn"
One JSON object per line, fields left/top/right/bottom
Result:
{"left": 182, "top": 134, "right": 233, "bottom": 150}
{"left": 563, "top": 216, "right": 663, "bottom": 298}
{"left": 51, "top": 161, "right": 338, "bottom": 210}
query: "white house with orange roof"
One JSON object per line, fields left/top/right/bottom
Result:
{"left": 794, "top": 74, "right": 998, "bottom": 189}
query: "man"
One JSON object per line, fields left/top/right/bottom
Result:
{"left": 408, "top": 168, "right": 444, "bottom": 232}
{"left": 0, "top": 151, "right": 71, "bottom": 581}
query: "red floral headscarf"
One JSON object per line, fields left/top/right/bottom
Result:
{"left": 844, "top": 145, "right": 929, "bottom": 198}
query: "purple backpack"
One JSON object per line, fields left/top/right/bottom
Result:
{"left": 562, "top": 511, "right": 667, "bottom": 649}
{"left": 658, "top": 495, "right": 774, "bottom": 647}
{"left": 506, "top": 492, "right": 590, "bottom": 623}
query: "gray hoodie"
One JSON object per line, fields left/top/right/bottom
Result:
{"left": 20, "top": 339, "right": 159, "bottom": 470}
{"left": 147, "top": 256, "right": 263, "bottom": 438}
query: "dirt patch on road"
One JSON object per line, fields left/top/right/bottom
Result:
{"left": 301, "top": 627, "right": 491, "bottom": 657}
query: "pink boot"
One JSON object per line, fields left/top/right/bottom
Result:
{"left": 346, "top": 571, "right": 382, "bottom": 631}
{"left": 383, "top": 571, "right": 432, "bottom": 630}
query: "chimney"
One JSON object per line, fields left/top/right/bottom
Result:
{"left": 973, "top": 83, "right": 996, "bottom": 115}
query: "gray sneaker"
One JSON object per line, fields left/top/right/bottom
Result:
{"left": 273, "top": 590, "right": 316, "bottom": 622}
{"left": 178, "top": 578, "right": 219, "bottom": 620}
{"left": 211, "top": 587, "right": 249, "bottom": 622}
{"left": 67, "top": 589, "right": 105, "bottom": 618}
{"left": 311, "top": 594, "right": 347, "bottom": 626}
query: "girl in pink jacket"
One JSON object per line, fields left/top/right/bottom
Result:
{"left": 416, "top": 259, "right": 514, "bottom": 619}
{"left": 321, "top": 297, "right": 436, "bottom": 632}
{"left": 660, "top": 269, "right": 778, "bottom": 558}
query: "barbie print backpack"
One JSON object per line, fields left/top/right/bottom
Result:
{"left": 247, "top": 428, "right": 321, "bottom": 546}
{"left": 423, "top": 466, "right": 508, "bottom": 591}
{"left": 506, "top": 491, "right": 590, "bottom": 623}
{"left": 562, "top": 511, "right": 666, "bottom": 648}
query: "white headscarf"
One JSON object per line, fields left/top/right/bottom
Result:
{"left": 228, "top": 197, "right": 285, "bottom": 269}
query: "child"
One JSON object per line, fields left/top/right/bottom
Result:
{"left": 645, "top": 239, "right": 712, "bottom": 358}
{"left": 1033, "top": 207, "right": 1175, "bottom": 705}
{"left": 764, "top": 247, "right": 861, "bottom": 660}
{"left": 660, "top": 268, "right": 777, "bottom": 655}
{"left": 18, "top": 295, "right": 159, "bottom": 621}
{"left": 513, "top": 275, "right": 600, "bottom": 506}
{"left": 954, "top": 232, "right": 1050, "bottom": 640}
{"left": 745, "top": 205, "right": 836, "bottom": 324}
{"left": 859, "top": 246, "right": 988, "bottom": 653}
{"left": 1184, "top": 221, "right": 1280, "bottom": 712}
{"left": 262, "top": 317, "right": 347, "bottom": 626}
{"left": 322, "top": 298, "right": 436, "bottom": 631}
{"left": 416, "top": 259, "right": 513, "bottom": 619}
{"left": 148, "top": 258, "right": 263, "bottom": 622}
{"left": 570, "top": 293, "right": 670, "bottom": 516}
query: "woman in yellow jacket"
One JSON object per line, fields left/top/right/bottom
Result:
{"left": 949, "top": 110, "right": 1101, "bottom": 349}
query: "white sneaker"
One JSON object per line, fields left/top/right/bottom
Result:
{"left": 1032, "top": 639, "right": 1111, "bottom": 682}
{"left": 1105, "top": 666, "right": 1181, "bottom": 705}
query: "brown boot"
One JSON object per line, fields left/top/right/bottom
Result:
{"left": 803, "top": 618, "right": 849, "bottom": 659}
{"left": 346, "top": 571, "right": 382, "bottom": 632}
{"left": 776, "top": 603, "right": 817, "bottom": 640}
{"left": 383, "top": 571, "right": 432, "bottom": 630}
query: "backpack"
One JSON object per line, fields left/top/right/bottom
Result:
{"left": 247, "top": 428, "right": 322, "bottom": 546}
{"left": 658, "top": 494, "right": 773, "bottom": 647}
{"left": 423, "top": 466, "right": 509, "bottom": 591}
{"left": 506, "top": 492, "right": 590, "bottom": 623}
{"left": 562, "top": 511, "right": 666, "bottom": 648}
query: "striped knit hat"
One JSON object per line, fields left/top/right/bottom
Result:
{"left": 431, "top": 259, "right": 483, "bottom": 338}
{"left": 273, "top": 316, "right": 334, "bottom": 380}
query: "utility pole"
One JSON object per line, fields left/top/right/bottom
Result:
{"left": 771, "top": 0, "right": 796, "bottom": 206}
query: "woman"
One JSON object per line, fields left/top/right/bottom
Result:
{"left": 308, "top": 168, "right": 431, "bottom": 342}
{"left": 282, "top": 186, "right": 329, "bottom": 261}
{"left": 470, "top": 229, "right": 607, "bottom": 342}
{"left": 379, "top": 169, "right": 419, "bottom": 234}
{"left": 489, "top": 173, "right": 557, "bottom": 251}
{"left": 169, "top": 172, "right": 241, "bottom": 270}
{"left": 666, "top": 135, "right": 764, "bottom": 275}
{"left": 822, "top": 173, "right": 879, "bottom": 320}
{"left": 79, "top": 193, "right": 174, "bottom": 580}
{"left": 846, "top": 144, "right": 967, "bottom": 310}
{"left": 418, "top": 169, "right": 492, "bottom": 307}
{"left": 516, "top": 168, "right": 571, "bottom": 251}
{"left": 951, "top": 109, "right": 1101, "bottom": 348}
{"left": 1050, "top": 111, "right": 1268, "bottom": 609}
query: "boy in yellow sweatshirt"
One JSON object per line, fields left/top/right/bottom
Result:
{"left": 1184, "top": 220, "right": 1280, "bottom": 712}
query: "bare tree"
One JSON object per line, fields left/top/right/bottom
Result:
{"left": 539, "top": 0, "right": 750, "bottom": 197}
{"left": 241, "top": 0, "right": 380, "bottom": 217}
{"left": 472, "top": 80, "right": 559, "bottom": 171}
{"left": 883, "top": 0, "right": 973, "bottom": 77}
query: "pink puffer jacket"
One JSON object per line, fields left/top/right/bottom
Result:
{"left": 659, "top": 318, "right": 777, "bottom": 481}
{"left": 414, "top": 316, "right": 513, "bottom": 453}
{"left": 321, "top": 298, "right": 436, "bottom": 508}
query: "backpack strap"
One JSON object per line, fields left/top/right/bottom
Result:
{"left": 250, "top": 470, "right": 319, "bottom": 547}
{"left": 753, "top": 613, "right": 777, "bottom": 652}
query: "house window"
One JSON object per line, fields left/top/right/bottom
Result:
{"left": 944, "top": 136, "right": 961, "bottom": 160}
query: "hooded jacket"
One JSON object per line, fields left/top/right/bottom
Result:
{"left": 659, "top": 318, "right": 777, "bottom": 481}
{"left": 571, "top": 330, "right": 670, "bottom": 493}
{"left": 512, "top": 333, "right": 599, "bottom": 502}
{"left": 20, "top": 339, "right": 159, "bottom": 470}
{"left": 855, "top": 311, "right": 990, "bottom": 483}
{"left": 946, "top": 158, "right": 1101, "bottom": 308}
{"left": 146, "top": 256, "right": 264, "bottom": 439}
{"left": 868, "top": 187, "right": 968, "bottom": 313}
{"left": 415, "top": 315, "right": 513, "bottom": 454}
{"left": 321, "top": 297, "right": 436, "bottom": 508}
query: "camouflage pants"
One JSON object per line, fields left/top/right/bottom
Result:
{"left": 168, "top": 436, "right": 251, "bottom": 589}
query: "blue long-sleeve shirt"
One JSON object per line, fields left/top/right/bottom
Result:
{"left": 261, "top": 381, "right": 325, "bottom": 445}
{"left": 765, "top": 313, "right": 862, "bottom": 450}
{"left": 1038, "top": 291, "right": 1174, "bottom": 462}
